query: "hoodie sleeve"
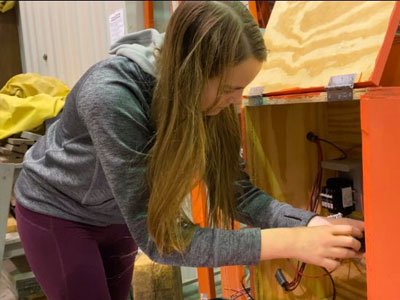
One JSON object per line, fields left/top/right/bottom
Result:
{"left": 234, "top": 160, "right": 317, "bottom": 228}
{"left": 76, "top": 59, "right": 262, "bottom": 267}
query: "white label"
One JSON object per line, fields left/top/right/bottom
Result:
{"left": 342, "top": 187, "right": 353, "bottom": 208}
{"left": 109, "top": 9, "right": 125, "bottom": 45}
{"left": 240, "top": 1, "right": 250, "bottom": 9}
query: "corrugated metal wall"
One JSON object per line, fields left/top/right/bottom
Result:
{"left": 18, "top": 1, "right": 144, "bottom": 88}
{"left": 17, "top": 0, "right": 200, "bottom": 286}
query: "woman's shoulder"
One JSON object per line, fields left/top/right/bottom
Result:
{"left": 73, "top": 56, "right": 155, "bottom": 103}
{"left": 87, "top": 56, "right": 155, "bottom": 84}
{"left": 72, "top": 56, "right": 155, "bottom": 123}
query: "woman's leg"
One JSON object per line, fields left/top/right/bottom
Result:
{"left": 16, "top": 203, "right": 112, "bottom": 300}
{"left": 98, "top": 225, "right": 138, "bottom": 300}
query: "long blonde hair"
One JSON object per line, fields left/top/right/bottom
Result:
{"left": 147, "top": 1, "right": 267, "bottom": 254}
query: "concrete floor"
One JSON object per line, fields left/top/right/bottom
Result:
{"left": 0, "top": 275, "right": 16, "bottom": 300}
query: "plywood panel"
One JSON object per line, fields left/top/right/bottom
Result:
{"left": 244, "top": 103, "right": 327, "bottom": 208}
{"left": 360, "top": 87, "right": 400, "bottom": 299}
{"left": 326, "top": 101, "right": 362, "bottom": 159}
{"left": 244, "top": 1, "right": 399, "bottom": 96}
{"left": 244, "top": 101, "right": 364, "bottom": 299}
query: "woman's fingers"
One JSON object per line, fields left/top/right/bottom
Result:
{"left": 326, "top": 247, "right": 358, "bottom": 259}
{"left": 322, "top": 258, "right": 341, "bottom": 272}
{"left": 330, "top": 234, "right": 362, "bottom": 251}
{"left": 330, "top": 224, "right": 363, "bottom": 238}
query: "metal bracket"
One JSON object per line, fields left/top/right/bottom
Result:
{"left": 247, "top": 86, "right": 265, "bottom": 106}
{"left": 326, "top": 73, "right": 356, "bottom": 101}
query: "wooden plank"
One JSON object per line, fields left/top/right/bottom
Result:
{"left": 144, "top": 1, "right": 154, "bottom": 29}
{"left": 243, "top": 88, "right": 367, "bottom": 106}
{"left": 0, "top": 153, "right": 24, "bottom": 164}
{"left": 244, "top": 1, "right": 399, "bottom": 97}
{"left": 0, "top": 147, "right": 12, "bottom": 155}
{"left": 4, "top": 144, "right": 28, "bottom": 154}
{"left": 20, "top": 132, "right": 42, "bottom": 142}
{"left": 380, "top": 36, "right": 400, "bottom": 86}
{"left": 191, "top": 183, "right": 216, "bottom": 299}
{"left": 0, "top": 8, "right": 22, "bottom": 88}
{"left": 244, "top": 103, "right": 327, "bottom": 209}
{"left": 7, "top": 138, "right": 35, "bottom": 146}
{"left": 6, "top": 217, "right": 16, "bottom": 233}
{"left": 220, "top": 222, "right": 246, "bottom": 300}
{"left": 360, "top": 87, "right": 400, "bottom": 299}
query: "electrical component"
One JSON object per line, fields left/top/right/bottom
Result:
{"left": 320, "top": 177, "right": 355, "bottom": 215}
{"left": 321, "top": 158, "right": 363, "bottom": 212}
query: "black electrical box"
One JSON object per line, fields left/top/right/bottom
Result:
{"left": 320, "top": 177, "right": 354, "bottom": 216}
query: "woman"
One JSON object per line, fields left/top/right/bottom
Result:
{"left": 14, "top": 2, "right": 363, "bottom": 299}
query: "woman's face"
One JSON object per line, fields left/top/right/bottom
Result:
{"left": 201, "top": 57, "right": 263, "bottom": 116}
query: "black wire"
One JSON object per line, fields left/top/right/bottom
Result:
{"left": 276, "top": 133, "right": 339, "bottom": 294}
{"left": 324, "top": 268, "right": 337, "bottom": 300}
{"left": 310, "top": 140, "right": 323, "bottom": 212}
{"left": 240, "top": 274, "right": 254, "bottom": 300}
{"left": 318, "top": 138, "right": 347, "bottom": 160}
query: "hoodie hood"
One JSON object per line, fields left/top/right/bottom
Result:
{"left": 109, "top": 29, "right": 164, "bottom": 77}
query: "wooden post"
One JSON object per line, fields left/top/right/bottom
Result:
{"left": 191, "top": 183, "right": 216, "bottom": 299}
{"left": 144, "top": 1, "right": 154, "bottom": 29}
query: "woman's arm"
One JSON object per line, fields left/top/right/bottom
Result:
{"left": 234, "top": 161, "right": 364, "bottom": 270}
{"left": 234, "top": 160, "right": 317, "bottom": 228}
{"left": 76, "top": 60, "right": 263, "bottom": 267}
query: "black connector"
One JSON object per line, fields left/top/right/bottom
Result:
{"left": 306, "top": 131, "right": 319, "bottom": 142}
{"left": 275, "top": 269, "right": 289, "bottom": 290}
{"left": 357, "top": 232, "right": 366, "bottom": 253}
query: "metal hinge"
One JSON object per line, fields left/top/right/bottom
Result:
{"left": 326, "top": 73, "right": 356, "bottom": 101}
{"left": 247, "top": 86, "right": 265, "bottom": 106}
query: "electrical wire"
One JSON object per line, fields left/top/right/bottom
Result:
{"left": 240, "top": 274, "right": 254, "bottom": 300}
{"left": 285, "top": 259, "right": 332, "bottom": 279}
{"left": 318, "top": 138, "right": 347, "bottom": 160}
{"left": 309, "top": 139, "right": 323, "bottom": 213}
{"left": 275, "top": 132, "right": 338, "bottom": 298}
{"left": 324, "top": 268, "right": 337, "bottom": 300}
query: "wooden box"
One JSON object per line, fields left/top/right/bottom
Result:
{"left": 242, "top": 2, "right": 400, "bottom": 299}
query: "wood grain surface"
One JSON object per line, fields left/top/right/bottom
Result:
{"left": 244, "top": 1, "right": 398, "bottom": 96}
{"left": 244, "top": 102, "right": 364, "bottom": 299}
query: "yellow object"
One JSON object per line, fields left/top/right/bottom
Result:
{"left": 0, "top": 1, "right": 15, "bottom": 13}
{"left": 0, "top": 73, "right": 69, "bottom": 139}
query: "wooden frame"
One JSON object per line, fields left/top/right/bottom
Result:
{"left": 241, "top": 2, "right": 400, "bottom": 298}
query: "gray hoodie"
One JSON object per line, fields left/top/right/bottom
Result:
{"left": 15, "top": 29, "right": 315, "bottom": 267}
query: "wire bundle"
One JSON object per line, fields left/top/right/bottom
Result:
{"left": 274, "top": 132, "right": 349, "bottom": 299}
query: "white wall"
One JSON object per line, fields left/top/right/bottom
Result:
{"left": 18, "top": 1, "right": 144, "bottom": 88}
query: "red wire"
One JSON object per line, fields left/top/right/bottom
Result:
{"left": 285, "top": 259, "right": 333, "bottom": 279}
{"left": 289, "top": 139, "right": 324, "bottom": 290}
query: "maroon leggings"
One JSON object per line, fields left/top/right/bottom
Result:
{"left": 16, "top": 203, "right": 138, "bottom": 300}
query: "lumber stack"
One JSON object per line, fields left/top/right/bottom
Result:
{"left": 0, "top": 132, "right": 42, "bottom": 163}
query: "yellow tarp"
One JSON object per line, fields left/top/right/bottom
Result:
{"left": 0, "top": 1, "right": 15, "bottom": 13}
{"left": 0, "top": 73, "right": 69, "bottom": 139}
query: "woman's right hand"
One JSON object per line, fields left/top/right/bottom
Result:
{"left": 260, "top": 225, "right": 363, "bottom": 271}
